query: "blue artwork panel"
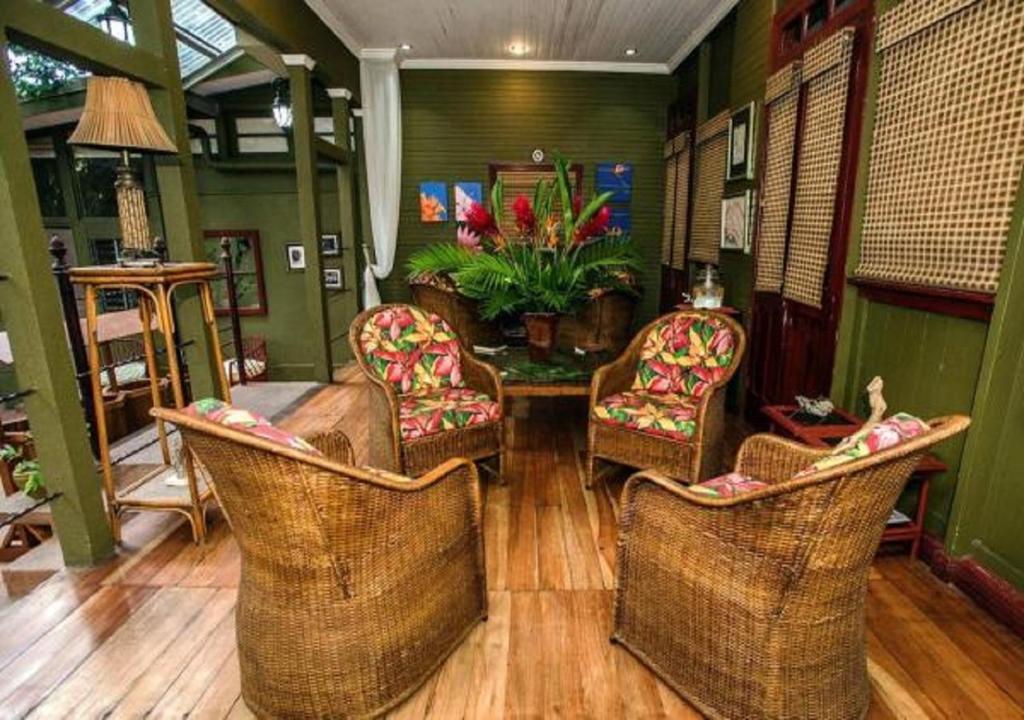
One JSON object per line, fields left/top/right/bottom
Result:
{"left": 595, "top": 162, "right": 633, "bottom": 203}
{"left": 419, "top": 181, "right": 448, "bottom": 222}
{"left": 454, "top": 181, "right": 483, "bottom": 222}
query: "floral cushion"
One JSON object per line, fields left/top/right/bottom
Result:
{"left": 632, "top": 314, "right": 737, "bottom": 398}
{"left": 399, "top": 387, "right": 500, "bottom": 441}
{"left": 360, "top": 305, "right": 464, "bottom": 394}
{"left": 592, "top": 391, "right": 699, "bottom": 442}
{"left": 184, "top": 397, "right": 322, "bottom": 456}
{"left": 688, "top": 472, "right": 769, "bottom": 498}
{"left": 797, "top": 412, "right": 930, "bottom": 476}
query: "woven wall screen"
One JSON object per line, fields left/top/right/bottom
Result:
{"left": 783, "top": 29, "right": 855, "bottom": 308}
{"left": 493, "top": 167, "right": 578, "bottom": 238}
{"left": 853, "top": 0, "right": 1024, "bottom": 294}
{"left": 755, "top": 62, "right": 802, "bottom": 293}
{"left": 661, "top": 132, "right": 692, "bottom": 269}
{"left": 689, "top": 111, "right": 730, "bottom": 264}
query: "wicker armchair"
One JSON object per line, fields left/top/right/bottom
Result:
{"left": 587, "top": 311, "right": 745, "bottom": 486}
{"left": 349, "top": 303, "right": 505, "bottom": 478}
{"left": 612, "top": 414, "right": 971, "bottom": 720}
{"left": 153, "top": 406, "right": 487, "bottom": 719}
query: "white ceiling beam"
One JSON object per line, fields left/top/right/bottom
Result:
{"left": 400, "top": 58, "right": 670, "bottom": 75}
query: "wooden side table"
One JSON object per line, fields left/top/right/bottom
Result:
{"left": 71, "top": 263, "right": 232, "bottom": 544}
{"left": 762, "top": 404, "right": 946, "bottom": 559}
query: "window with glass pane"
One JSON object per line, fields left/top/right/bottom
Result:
{"left": 74, "top": 151, "right": 144, "bottom": 218}
{"left": 203, "top": 231, "right": 267, "bottom": 316}
{"left": 31, "top": 158, "right": 67, "bottom": 219}
{"left": 89, "top": 238, "right": 139, "bottom": 311}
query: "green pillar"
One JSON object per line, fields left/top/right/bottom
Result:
{"left": 129, "top": 0, "right": 221, "bottom": 400}
{"left": 328, "top": 88, "right": 361, "bottom": 364}
{"left": 288, "top": 55, "right": 332, "bottom": 382}
{"left": 0, "top": 31, "right": 114, "bottom": 565}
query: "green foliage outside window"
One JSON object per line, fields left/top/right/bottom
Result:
{"left": 6, "top": 44, "right": 86, "bottom": 101}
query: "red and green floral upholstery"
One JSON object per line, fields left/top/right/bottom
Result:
{"left": 184, "top": 397, "right": 322, "bottom": 456}
{"left": 399, "top": 387, "right": 500, "bottom": 441}
{"left": 687, "top": 471, "right": 768, "bottom": 498}
{"left": 592, "top": 391, "right": 699, "bottom": 442}
{"left": 359, "top": 305, "right": 464, "bottom": 394}
{"left": 797, "top": 413, "right": 930, "bottom": 476}
{"left": 631, "top": 314, "right": 737, "bottom": 398}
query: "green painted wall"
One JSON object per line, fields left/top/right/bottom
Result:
{"left": 382, "top": 69, "right": 674, "bottom": 323}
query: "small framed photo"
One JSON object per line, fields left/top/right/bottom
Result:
{"left": 727, "top": 102, "right": 757, "bottom": 181}
{"left": 324, "top": 268, "right": 343, "bottom": 290}
{"left": 721, "top": 190, "right": 755, "bottom": 253}
{"left": 286, "top": 243, "right": 306, "bottom": 271}
{"left": 321, "top": 233, "right": 340, "bottom": 256}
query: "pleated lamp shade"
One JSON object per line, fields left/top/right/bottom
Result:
{"left": 69, "top": 76, "right": 176, "bottom": 153}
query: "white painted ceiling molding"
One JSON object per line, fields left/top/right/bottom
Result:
{"left": 327, "top": 88, "right": 354, "bottom": 100}
{"left": 302, "top": 0, "right": 738, "bottom": 73}
{"left": 400, "top": 58, "right": 670, "bottom": 74}
{"left": 281, "top": 54, "right": 318, "bottom": 71}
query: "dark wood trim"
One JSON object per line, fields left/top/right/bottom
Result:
{"left": 920, "top": 533, "right": 1024, "bottom": 640}
{"left": 772, "top": 0, "right": 874, "bottom": 71}
{"left": 849, "top": 276, "right": 994, "bottom": 322}
{"left": 202, "top": 230, "right": 268, "bottom": 318}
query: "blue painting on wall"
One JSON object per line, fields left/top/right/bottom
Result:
{"left": 419, "top": 181, "right": 448, "bottom": 222}
{"left": 596, "top": 162, "right": 633, "bottom": 234}
{"left": 454, "top": 181, "right": 483, "bottom": 222}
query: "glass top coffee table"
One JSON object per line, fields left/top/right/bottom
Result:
{"left": 482, "top": 347, "right": 611, "bottom": 397}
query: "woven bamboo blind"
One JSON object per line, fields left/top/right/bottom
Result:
{"left": 689, "top": 111, "right": 730, "bottom": 264}
{"left": 755, "top": 62, "right": 802, "bottom": 293}
{"left": 493, "top": 167, "right": 577, "bottom": 237}
{"left": 782, "top": 29, "right": 855, "bottom": 308}
{"left": 854, "top": 0, "right": 1024, "bottom": 294}
{"left": 661, "top": 132, "right": 692, "bottom": 269}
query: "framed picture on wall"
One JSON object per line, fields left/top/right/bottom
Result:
{"left": 453, "top": 182, "right": 482, "bottom": 222}
{"left": 203, "top": 230, "right": 268, "bottom": 316}
{"left": 727, "top": 102, "right": 757, "bottom": 180}
{"left": 286, "top": 243, "right": 306, "bottom": 271}
{"left": 324, "top": 268, "right": 343, "bottom": 290}
{"left": 419, "top": 182, "right": 448, "bottom": 222}
{"left": 321, "top": 233, "right": 340, "bottom": 256}
{"left": 721, "top": 190, "right": 754, "bottom": 253}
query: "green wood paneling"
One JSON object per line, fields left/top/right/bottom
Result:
{"left": 387, "top": 69, "right": 673, "bottom": 323}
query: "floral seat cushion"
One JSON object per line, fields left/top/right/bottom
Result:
{"left": 688, "top": 471, "right": 769, "bottom": 498}
{"left": 359, "top": 305, "right": 464, "bottom": 394}
{"left": 632, "top": 314, "right": 737, "bottom": 398}
{"left": 184, "top": 397, "right": 322, "bottom": 456}
{"left": 797, "top": 412, "right": 930, "bottom": 476}
{"left": 399, "top": 387, "right": 500, "bottom": 441}
{"left": 592, "top": 391, "right": 699, "bottom": 442}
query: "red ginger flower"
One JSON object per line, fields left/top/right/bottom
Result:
{"left": 511, "top": 194, "right": 536, "bottom": 235}
{"left": 464, "top": 201, "right": 498, "bottom": 237}
{"left": 573, "top": 205, "right": 611, "bottom": 245}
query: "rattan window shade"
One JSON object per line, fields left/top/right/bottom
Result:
{"left": 755, "top": 62, "right": 802, "bottom": 293}
{"left": 660, "top": 132, "right": 692, "bottom": 269}
{"left": 492, "top": 167, "right": 578, "bottom": 237}
{"left": 782, "top": 29, "right": 855, "bottom": 308}
{"left": 689, "top": 112, "right": 730, "bottom": 264}
{"left": 853, "top": 0, "right": 1024, "bottom": 294}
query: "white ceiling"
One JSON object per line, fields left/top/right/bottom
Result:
{"left": 303, "top": 0, "right": 739, "bottom": 74}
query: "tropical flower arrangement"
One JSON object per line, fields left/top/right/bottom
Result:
{"left": 408, "top": 155, "right": 641, "bottom": 358}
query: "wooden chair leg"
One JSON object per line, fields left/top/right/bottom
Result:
{"left": 189, "top": 505, "right": 207, "bottom": 545}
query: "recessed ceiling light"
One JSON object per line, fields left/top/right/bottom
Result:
{"left": 508, "top": 42, "right": 529, "bottom": 56}
{"left": 400, "top": 43, "right": 412, "bottom": 51}
{"left": 625, "top": 47, "right": 638, "bottom": 57}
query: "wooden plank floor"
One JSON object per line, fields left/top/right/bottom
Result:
{"left": 1, "top": 374, "right": 1022, "bottom": 718}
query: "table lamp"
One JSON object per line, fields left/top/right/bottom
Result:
{"left": 69, "top": 76, "right": 177, "bottom": 264}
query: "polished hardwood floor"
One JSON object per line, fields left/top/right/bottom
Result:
{"left": 0, "top": 373, "right": 1022, "bottom": 718}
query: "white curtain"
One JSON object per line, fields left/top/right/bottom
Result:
{"left": 359, "top": 49, "right": 402, "bottom": 308}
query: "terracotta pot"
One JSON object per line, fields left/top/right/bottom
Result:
{"left": 522, "top": 313, "right": 560, "bottom": 362}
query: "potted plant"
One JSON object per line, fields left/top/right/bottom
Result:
{"left": 408, "top": 155, "right": 640, "bottom": 361}
{"left": 1, "top": 443, "right": 46, "bottom": 499}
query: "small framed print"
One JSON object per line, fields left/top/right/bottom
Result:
{"left": 721, "top": 190, "right": 754, "bottom": 253}
{"left": 324, "top": 268, "right": 343, "bottom": 290}
{"left": 286, "top": 243, "right": 306, "bottom": 271}
{"left": 727, "top": 102, "right": 757, "bottom": 181}
{"left": 321, "top": 233, "right": 340, "bottom": 256}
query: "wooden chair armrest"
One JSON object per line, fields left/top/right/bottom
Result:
{"left": 734, "top": 434, "right": 829, "bottom": 484}
{"left": 303, "top": 425, "right": 356, "bottom": 465}
{"left": 589, "top": 343, "right": 642, "bottom": 408}
{"left": 461, "top": 351, "right": 504, "bottom": 411}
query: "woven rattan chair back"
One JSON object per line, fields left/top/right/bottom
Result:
{"left": 613, "top": 414, "right": 971, "bottom": 720}
{"left": 154, "top": 407, "right": 487, "bottom": 719}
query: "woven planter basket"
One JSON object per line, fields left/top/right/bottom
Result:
{"left": 557, "top": 291, "right": 638, "bottom": 354}
{"left": 410, "top": 283, "right": 503, "bottom": 348}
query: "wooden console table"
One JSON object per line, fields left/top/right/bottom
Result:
{"left": 762, "top": 404, "right": 946, "bottom": 559}
{"left": 71, "top": 263, "right": 231, "bottom": 544}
